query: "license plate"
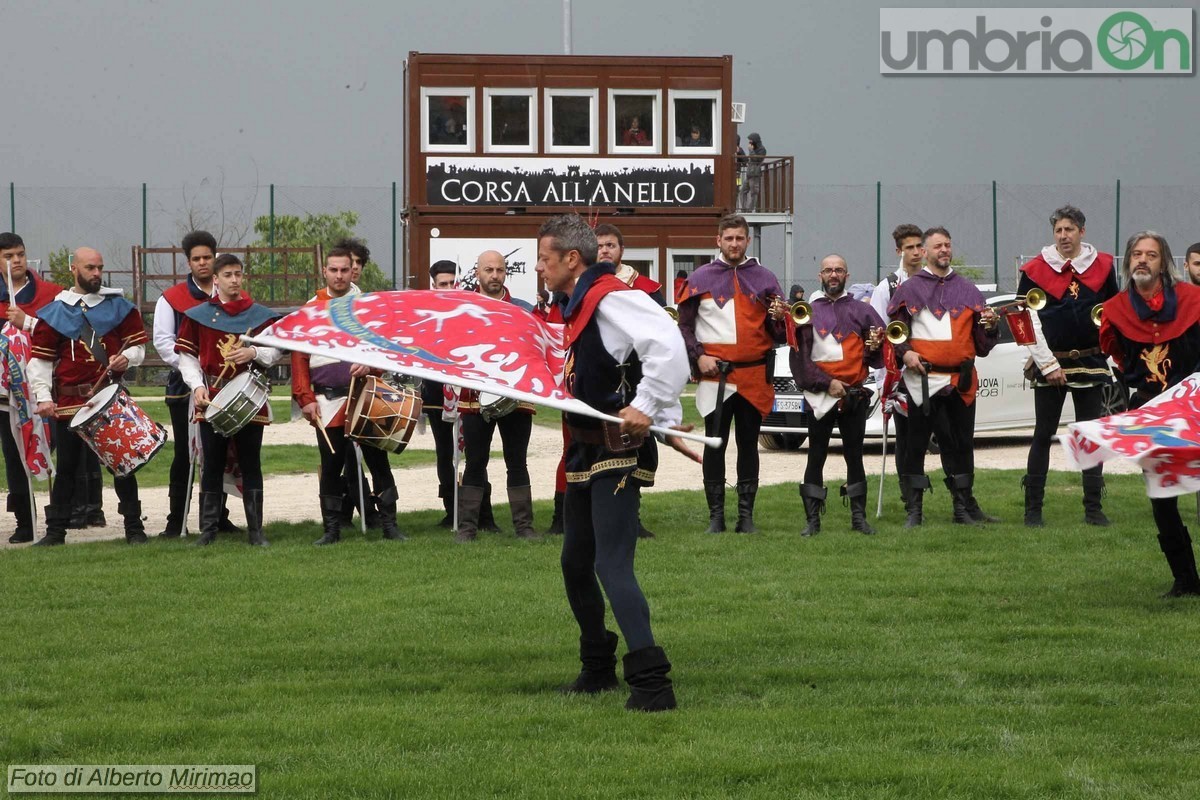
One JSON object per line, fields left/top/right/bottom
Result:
{"left": 772, "top": 396, "right": 805, "bottom": 413}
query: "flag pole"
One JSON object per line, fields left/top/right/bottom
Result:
{"left": 876, "top": 415, "right": 889, "bottom": 519}
{"left": 452, "top": 413, "right": 462, "bottom": 533}
{"left": 353, "top": 442, "right": 368, "bottom": 537}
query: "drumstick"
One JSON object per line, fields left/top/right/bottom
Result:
{"left": 312, "top": 409, "right": 335, "bottom": 452}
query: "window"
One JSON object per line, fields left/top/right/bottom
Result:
{"left": 545, "top": 89, "right": 598, "bottom": 154}
{"left": 622, "top": 247, "right": 659, "bottom": 286}
{"left": 422, "top": 87, "right": 474, "bottom": 152}
{"left": 609, "top": 90, "right": 660, "bottom": 153}
{"left": 669, "top": 90, "right": 720, "bottom": 154}
{"left": 484, "top": 88, "right": 537, "bottom": 153}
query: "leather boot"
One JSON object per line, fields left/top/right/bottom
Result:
{"left": 559, "top": 631, "right": 620, "bottom": 694}
{"left": 799, "top": 483, "right": 826, "bottom": 536}
{"left": 33, "top": 505, "right": 68, "bottom": 546}
{"left": 218, "top": 496, "right": 243, "bottom": 533}
{"left": 1158, "top": 528, "right": 1200, "bottom": 598}
{"left": 376, "top": 486, "right": 406, "bottom": 541}
{"left": 945, "top": 474, "right": 978, "bottom": 525}
{"left": 1022, "top": 474, "right": 1046, "bottom": 528}
{"left": 1082, "top": 472, "right": 1111, "bottom": 527}
{"left": 637, "top": 518, "right": 656, "bottom": 539}
{"left": 314, "top": 495, "right": 343, "bottom": 545}
{"left": 67, "top": 503, "right": 88, "bottom": 529}
{"left": 7, "top": 494, "right": 34, "bottom": 544}
{"left": 623, "top": 645, "right": 677, "bottom": 712}
{"left": 900, "top": 474, "right": 931, "bottom": 528}
{"left": 456, "top": 484, "right": 485, "bottom": 543}
{"left": 437, "top": 484, "right": 454, "bottom": 529}
{"left": 546, "top": 491, "right": 565, "bottom": 535}
{"left": 704, "top": 481, "right": 725, "bottom": 534}
{"left": 157, "top": 488, "right": 185, "bottom": 538}
{"left": 964, "top": 485, "right": 1000, "bottom": 523}
{"left": 244, "top": 489, "right": 268, "bottom": 546}
{"left": 194, "top": 492, "right": 223, "bottom": 546}
{"left": 479, "top": 483, "right": 501, "bottom": 533}
{"left": 120, "top": 501, "right": 147, "bottom": 544}
{"left": 508, "top": 485, "right": 541, "bottom": 540}
{"left": 734, "top": 480, "right": 759, "bottom": 533}
{"left": 85, "top": 467, "right": 105, "bottom": 527}
{"left": 842, "top": 481, "right": 876, "bottom": 535}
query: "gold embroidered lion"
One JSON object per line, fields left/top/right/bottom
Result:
{"left": 1140, "top": 344, "right": 1172, "bottom": 388}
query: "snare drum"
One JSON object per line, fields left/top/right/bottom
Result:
{"left": 346, "top": 376, "right": 423, "bottom": 453}
{"left": 479, "top": 392, "right": 518, "bottom": 422}
{"left": 69, "top": 384, "right": 167, "bottom": 477}
{"left": 206, "top": 371, "right": 271, "bottom": 437}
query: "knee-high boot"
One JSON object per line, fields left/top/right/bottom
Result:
{"left": 1158, "top": 527, "right": 1200, "bottom": 598}
{"left": 944, "top": 473, "right": 978, "bottom": 525}
{"left": 243, "top": 489, "right": 268, "bottom": 546}
{"left": 376, "top": 486, "right": 405, "bottom": 541}
{"left": 508, "top": 485, "right": 541, "bottom": 540}
{"left": 1082, "top": 472, "right": 1110, "bottom": 526}
{"left": 623, "top": 646, "right": 677, "bottom": 712}
{"left": 32, "top": 505, "right": 69, "bottom": 546}
{"left": 735, "top": 480, "right": 759, "bottom": 534}
{"left": 560, "top": 631, "right": 620, "bottom": 694}
{"left": 900, "top": 474, "right": 931, "bottom": 528}
{"left": 456, "top": 484, "right": 485, "bottom": 543}
{"left": 194, "top": 492, "right": 223, "bottom": 546}
{"left": 546, "top": 490, "right": 565, "bottom": 535}
{"left": 799, "top": 483, "right": 826, "bottom": 536}
{"left": 120, "top": 501, "right": 147, "bottom": 544}
{"left": 841, "top": 481, "right": 875, "bottom": 535}
{"left": 704, "top": 481, "right": 725, "bottom": 534}
{"left": 8, "top": 493, "right": 34, "bottom": 544}
{"left": 314, "top": 495, "right": 342, "bottom": 545}
{"left": 1022, "top": 474, "right": 1046, "bottom": 527}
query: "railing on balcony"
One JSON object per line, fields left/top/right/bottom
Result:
{"left": 732, "top": 155, "right": 794, "bottom": 216}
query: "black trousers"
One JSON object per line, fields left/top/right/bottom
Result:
{"left": 1152, "top": 496, "right": 1188, "bottom": 544}
{"left": 900, "top": 391, "right": 976, "bottom": 477}
{"left": 49, "top": 418, "right": 137, "bottom": 516}
{"left": 0, "top": 410, "right": 31, "bottom": 522}
{"left": 1027, "top": 384, "right": 1106, "bottom": 477}
{"left": 166, "top": 400, "right": 192, "bottom": 497}
{"left": 804, "top": 397, "right": 869, "bottom": 486}
{"left": 702, "top": 392, "right": 762, "bottom": 485}
{"left": 561, "top": 474, "right": 654, "bottom": 652}
{"left": 199, "top": 422, "right": 264, "bottom": 494}
{"left": 461, "top": 412, "right": 531, "bottom": 488}
{"left": 425, "top": 411, "right": 456, "bottom": 493}
{"left": 319, "top": 425, "right": 396, "bottom": 498}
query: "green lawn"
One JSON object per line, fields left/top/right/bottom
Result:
{"left": 2, "top": 470, "right": 1198, "bottom": 799}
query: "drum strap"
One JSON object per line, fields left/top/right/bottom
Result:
{"left": 79, "top": 308, "right": 110, "bottom": 368}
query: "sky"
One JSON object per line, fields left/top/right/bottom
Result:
{"left": 2, "top": 0, "right": 1197, "bottom": 283}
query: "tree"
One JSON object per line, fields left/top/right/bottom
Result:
{"left": 47, "top": 246, "right": 72, "bottom": 287}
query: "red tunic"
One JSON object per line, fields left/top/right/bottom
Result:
{"left": 175, "top": 297, "right": 275, "bottom": 426}
{"left": 0, "top": 277, "right": 63, "bottom": 320}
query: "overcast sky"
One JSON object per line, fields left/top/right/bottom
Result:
{"left": 2, "top": 0, "right": 1196, "bottom": 281}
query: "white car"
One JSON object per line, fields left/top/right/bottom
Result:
{"left": 759, "top": 293, "right": 1129, "bottom": 450}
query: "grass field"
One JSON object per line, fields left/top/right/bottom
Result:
{"left": 3, "top": 470, "right": 1199, "bottom": 799}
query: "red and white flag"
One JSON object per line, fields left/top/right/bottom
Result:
{"left": 1, "top": 322, "right": 54, "bottom": 482}
{"left": 1062, "top": 373, "right": 1200, "bottom": 498}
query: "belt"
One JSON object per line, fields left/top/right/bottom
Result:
{"left": 567, "top": 425, "right": 607, "bottom": 445}
{"left": 313, "top": 385, "right": 350, "bottom": 399}
{"left": 56, "top": 384, "right": 96, "bottom": 399}
{"left": 1052, "top": 346, "right": 1101, "bottom": 359}
{"left": 712, "top": 356, "right": 770, "bottom": 422}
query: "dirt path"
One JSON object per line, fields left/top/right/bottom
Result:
{"left": 1, "top": 417, "right": 1141, "bottom": 547}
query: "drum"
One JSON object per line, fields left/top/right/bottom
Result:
{"left": 69, "top": 384, "right": 167, "bottom": 477}
{"left": 207, "top": 371, "right": 271, "bottom": 437}
{"left": 347, "top": 376, "right": 423, "bottom": 453}
{"left": 479, "top": 391, "right": 518, "bottom": 422}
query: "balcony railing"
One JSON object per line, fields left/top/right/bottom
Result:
{"left": 732, "top": 155, "right": 794, "bottom": 215}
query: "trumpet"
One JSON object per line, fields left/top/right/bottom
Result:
{"left": 790, "top": 300, "right": 812, "bottom": 326}
{"left": 1091, "top": 304, "right": 1103, "bottom": 327}
{"left": 885, "top": 320, "right": 910, "bottom": 344}
{"left": 665, "top": 306, "right": 679, "bottom": 322}
{"left": 991, "top": 287, "right": 1048, "bottom": 313}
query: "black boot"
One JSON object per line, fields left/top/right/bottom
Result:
{"left": 218, "top": 496, "right": 243, "bottom": 533}
{"left": 734, "top": 480, "right": 759, "bottom": 533}
{"left": 637, "top": 518, "right": 656, "bottom": 539}
{"left": 704, "top": 481, "right": 725, "bottom": 534}
{"left": 623, "top": 646, "right": 677, "bottom": 712}
{"left": 560, "top": 631, "right": 620, "bottom": 694}
{"left": 479, "top": 483, "right": 501, "bottom": 533}
{"left": 194, "top": 492, "right": 223, "bottom": 546}
{"left": 314, "top": 495, "right": 342, "bottom": 545}
{"left": 1082, "top": 472, "right": 1111, "bottom": 527}
{"left": 900, "top": 474, "right": 931, "bottom": 528}
{"left": 7, "top": 494, "right": 33, "bottom": 544}
{"left": 67, "top": 503, "right": 88, "bottom": 530}
{"left": 157, "top": 489, "right": 185, "bottom": 538}
{"left": 1158, "top": 528, "right": 1200, "bottom": 598}
{"left": 944, "top": 474, "right": 978, "bottom": 525}
{"left": 842, "top": 482, "right": 876, "bottom": 535}
{"left": 1022, "top": 474, "right": 1046, "bottom": 528}
{"left": 799, "top": 483, "right": 826, "bottom": 536}
{"left": 455, "top": 484, "right": 485, "bottom": 543}
{"left": 32, "top": 505, "right": 68, "bottom": 547}
{"left": 85, "top": 467, "right": 105, "bottom": 527}
{"left": 437, "top": 485, "right": 454, "bottom": 529}
{"left": 376, "top": 487, "right": 406, "bottom": 541}
{"left": 964, "top": 483, "right": 1000, "bottom": 524}
{"left": 120, "top": 501, "right": 147, "bottom": 544}
{"left": 244, "top": 489, "right": 268, "bottom": 546}
{"left": 546, "top": 491, "right": 565, "bottom": 535}
{"left": 508, "top": 485, "right": 541, "bottom": 540}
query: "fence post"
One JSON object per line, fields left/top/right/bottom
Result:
{"left": 141, "top": 182, "right": 148, "bottom": 305}
{"left": 269, "top": 184, "right": 276, "bottom": 302}
{"left": 391, "top": 180, "right": 398, "bottom": 288}
{"left": 9, "top": 182, "right": 14, "bottom": 231}
{"left": 1114, "top": 179, "right": 1121, "bottom": 256}
{"left": 875, "top": 181, "right": 882, "bottom": 282}
{"left": 991, "top": 180, "right": 999, "bottom": 287}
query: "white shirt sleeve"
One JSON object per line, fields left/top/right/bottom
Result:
{"left": 870, "top": 276, "right": 893, "bottom": 386}
{"left": 152, "top": 295, "right": 181, "bottom": 369}
{"left": 28, "top": 358, "right": 54, "bottom": 404}
{"left": 1025, "top": 309, "right": 1060, "bottom": 375}
{"left": 593, "top": 290, "right": 689, "bottom": 429}
{"left": 178, "top": 353, "right": 206, "bottom": 391}
{"left": 251, "top": 345, "right": 282, "bottom": 368}
{"left": 120, "top": 344, "right": 145, "bottom": 369}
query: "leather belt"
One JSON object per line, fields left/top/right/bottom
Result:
{"left": 567, "top": 425, "right": 607, "bottom": 445}
{"left": 57, "top": 384, "right": 96, "bottom": 399}
{"left": 1052, "top": 346, "right": 1101, "bottom": 359}
{"left": 314, "top": 385, "right": 350, "bottom": 399}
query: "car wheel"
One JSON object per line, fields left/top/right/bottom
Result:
{"left": 1100, "top": 374, "right": 1130, "bottom": 415}
{"left": 783, "top": 433, "right": 807, "bottom": 450}
{"left": 759, "top": 433, "right": 785, "bottom": 451}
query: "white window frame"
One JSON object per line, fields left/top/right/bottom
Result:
{"left": 667, "top": 247, "right": 717, "bottom": 305}
{"left": 608, "top": 89, "right": 661, "bottom": 154}
{"left": 483, "top": 87, "right": 538, "bottom": 154}
{"left": 421, "top": 87, "right": 474, "bottom": 153}
{"left": 668, "top": 89, "right": 721, "bottom": 155}
{"left": 621, "top": 247, "right": 660, "bottom": 286}
{"left": 544, "top": 88, "right": 598, "bottom": 155}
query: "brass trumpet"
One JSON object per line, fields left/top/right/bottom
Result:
{"left": 665, "top": 306, "right": 680, "bottom": 322}
{"left": 1090, "top": 304, "right": 1103, "bottom": 327}
{"left": 991, "top": 287, "right": 1048, "bottom": 313}
{"left": 885, "top": 320, "right": 910, "bottom": 344}
{"left": 790, "top": 300, "right": 812, "bottom": 326}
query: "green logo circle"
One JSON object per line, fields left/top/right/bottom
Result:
{"left": 1098, "top": 11, "right": 1156, "bottom": 70}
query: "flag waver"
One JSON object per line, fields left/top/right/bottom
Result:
{"left": 0, "top": 321, "right": 54, "bottom": 481}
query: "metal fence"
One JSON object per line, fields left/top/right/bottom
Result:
{"left": 4, "top": 180, "right": 1196, "bottom": 294}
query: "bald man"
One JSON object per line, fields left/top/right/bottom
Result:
{"left": 455, "top": 249, "right": 538, "bottom": 541}
{"left": 27, "top": 247, "right": 150, "bottom": 545}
